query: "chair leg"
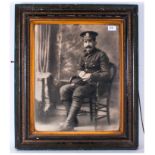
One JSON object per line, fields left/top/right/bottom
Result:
{"left": 92, "top": 102, "right": 96, "bottom": 124}
{"left": 89, "top": 102, "right": 93, "bottom": 122}
{"left": 94, "top": 103, "right": 97, "bottom": 130}
{"left": 107, "top": 98, "right": 111, "bottom": 125}
{"left": 90, "top": 100, "right": 97, "bottom": 124}
{"left": 90, "top": 99, "right": 97, "bottom": 129}
{"left": 107, "top": 111, "right": 110, "bottom": 124}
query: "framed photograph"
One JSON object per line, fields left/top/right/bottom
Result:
{"left": 15, "top": 4, "right": 138, "bottom": 150}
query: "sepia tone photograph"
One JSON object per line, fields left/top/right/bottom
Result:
{"left": 33, "top": 22, "right": 122, "bottom": 132}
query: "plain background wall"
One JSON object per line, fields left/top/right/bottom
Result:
{"left": 0, "top": 0, "right": 149, "bottom": 154}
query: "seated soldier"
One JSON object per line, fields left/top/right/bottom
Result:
{"left": 59, "top": 31, "right": 110, "bottom": 131}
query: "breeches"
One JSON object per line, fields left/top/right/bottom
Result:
{"left": 60, "top": 84, "right": 96, "bottom": 102}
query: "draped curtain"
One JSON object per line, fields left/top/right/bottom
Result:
{"left": 35, "top": 25, "right": 51, "bottom": 74}
{"left": 35, "top": 24, "right": 60, "bottom": 109}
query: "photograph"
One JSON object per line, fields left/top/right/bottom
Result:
{"left": 30, "top": 20, "right": 124, "bottom": 134}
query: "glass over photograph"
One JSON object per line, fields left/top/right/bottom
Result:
{"left": 31, "top": 21, "right": 123, "bottom": 133}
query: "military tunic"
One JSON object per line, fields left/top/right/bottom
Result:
{"left": 60, "top": 48, "right": 110, "bottom": 102}
{"left": 78, "top": 48, "right": 110, "bottom": 82}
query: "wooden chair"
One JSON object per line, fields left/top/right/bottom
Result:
{"left": 79, "top": 62, "right": 117, "bottom": 127}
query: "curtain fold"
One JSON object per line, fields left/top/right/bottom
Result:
{"left": 35, "top": 24, "right": 51, "bottom": 74}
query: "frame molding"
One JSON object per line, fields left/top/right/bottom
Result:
{"left": 15, "top": 4, "right": 138, "bottom": 150}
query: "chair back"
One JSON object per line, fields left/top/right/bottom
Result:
{"left": 109, "top": 62, "right": 117, "bottom": 83}
{"left": 97, "top": 62, "right": 117, "bottom": 97}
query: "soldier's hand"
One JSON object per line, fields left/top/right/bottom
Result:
{"left": 82, "top": 73, "right": 92, "bottom": 81}
{"left": 79, "top": 71, "right": 86, "bottom": 78}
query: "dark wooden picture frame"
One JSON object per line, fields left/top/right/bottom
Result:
{"left": 15, "top": 4, "right": 138, "bottom": 150}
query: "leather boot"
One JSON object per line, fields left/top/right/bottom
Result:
{"left": 62, "top": 101, "right": 71, "bottom": 116}
{"left": 62, "top": 101, "right": 79, "bottom": 127}
{"left": 74, "top": 117, "right": 79, "bottom": 127}
{"left": 59, "top": 100, "right": 82, "bottom": 131}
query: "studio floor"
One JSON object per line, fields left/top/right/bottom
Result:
{"left": 35, "top": 104, "right": 120, "bottom": 132}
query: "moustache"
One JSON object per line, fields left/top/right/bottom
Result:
{"left": 86, "top": 46, "right": 92, "bottom": 49}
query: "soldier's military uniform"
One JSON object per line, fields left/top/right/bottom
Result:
{"left": 59, "top": 31, "right": 110, "bottom": 131}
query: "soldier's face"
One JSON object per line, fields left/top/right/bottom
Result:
{"left": 83, "top": 39, "right": 96, "bottom": 52}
